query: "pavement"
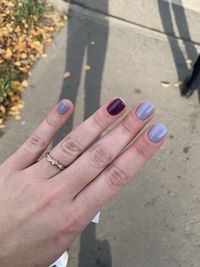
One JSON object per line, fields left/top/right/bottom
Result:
{"left": 1, "top": 1, "right": 200, "bottom": 266}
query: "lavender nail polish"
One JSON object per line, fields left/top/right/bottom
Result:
{"left": 136, "top": 101, "right": 155, "bottom": 120}
{"left": 148, "top": 123, "right": 168, "bottom": 143}
{"left": 57, "top": 101, "right": 69, "bottom": 114}
{"left": 107, "top": 98, "right": 125, "bottom": 116}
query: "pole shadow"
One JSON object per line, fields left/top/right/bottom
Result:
{"left": 158, "top": 0, "right": 200, "bottom": 101}
{"left": 52, "top": 1, "right": 112, "bottom": 266}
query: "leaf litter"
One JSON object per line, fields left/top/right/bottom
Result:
{"left": 0, "top": 0, "right": 68, "bottom": 128}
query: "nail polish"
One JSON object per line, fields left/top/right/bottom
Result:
{"left": 136, "top": 101, "right": 155, "bottom": 120}
{"left": 148, "top": 123, "right": 168, "bottom": 143}
{"left": 107, "top": 98, "right": 125, "bottom": 116}
{"left": 57, "top": 101, "right": 69, "bottom": 114}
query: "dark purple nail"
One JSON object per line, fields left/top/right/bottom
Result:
{"left": 107, "top": 98, "right": 125, "bottom": 116}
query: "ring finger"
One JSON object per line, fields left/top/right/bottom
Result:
{"left": 33, "top": 97, "right": 127, "bottom": 178}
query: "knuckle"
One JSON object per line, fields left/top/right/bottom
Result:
{"left": 107, "top": 166, "right": 129, "bottom": 189}
{"left": 90, "top": 144, "right": 112, "bottom": 169}
{"left": 67, "top": 216, "right": 84, "bottom": 235}
{"left": 93, "top": 112, "right": 105, "bottom": 128}
{"left": 28, "top": 131, "right": 47, "bottom": 150}
{"left": 46, "top": 113, "right": 56, "bottom": 128}
{"left": 61, "top": 135, "right": 82, "bottom": 157}
{"left": 61, "top": 209, "right": 85, "bottom": 236}
{"left": 39, "top": 192, "right": 58, "bottom": 210}
{"left": 37, "top": 186, "right": 63, "bottom": 211}
{"left": 134, "top": 141, "right": 150, "bottom": 160}
{"left": 121, "top": 118, "right": 134, "bottom": 135}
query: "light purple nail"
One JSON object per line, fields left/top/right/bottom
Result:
{"left": 148, "top": 123, "right": 168, "bottom": 143}
{"left": 57, "top": 101, "right": 69, "bottom": 114}
{"left": 136, "top": 101, "right": 155, "bottom": 120}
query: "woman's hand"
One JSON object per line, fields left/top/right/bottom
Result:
{"left": 0, "top": 98, "right": 167, "bottom": 267}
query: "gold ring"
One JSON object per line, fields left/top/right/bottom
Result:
{"left": 45, "top": 152, "right": 64, "bottom": 171}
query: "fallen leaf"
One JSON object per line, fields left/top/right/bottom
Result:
{"left": 14, "top": 61, "right": 21, "bottom": 67}
{"left": 15, "top": 115, "right": 21, "bottom": 120}
{"left": 0, "top": 0, "right": 67, "bottom": 126}
{"left": 63, "top": 71, "right": 71, "bottom": 78}
{"left": 21, "top": 80, "right": 29, "bottom": 87}
{"left": 19, "top": 67, "right": 29, "bottom": 73}
{"left": 42, "top": 53, "right": 48, "bottom": 58}
{"left": 31, "top": 41, "right": 43, "bottom": 53}
{"left": 161, "top": 81, "right": 170, "bottom": 88}
{"left": 21, "top": 53, "right": 28, "bottom": 59}
{"left": 186, "top": 59, "right": 192, "bottom": 65}
{"left": 84, "top": 64, "right": 91, "bottom": 71}
{"left": 11, "top": 81, "right": 23, "bottom": 91}
{"left": 5, "top": 48, "right": 12, "bottom": 59}
{"left": 174, "top": 81, "right": 182, "bottom": 87}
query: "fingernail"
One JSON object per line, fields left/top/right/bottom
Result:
{"left": 148, "top": 123, "right": 168, "bottom": 143}
{"left": 136, "top": 101, "right": 155, "bottom": 120}
{"left": 57, "top": 101, "right": 69, "bottom": 114}
{"left": 107, "top": 98, "right": 126, "bottom": 116}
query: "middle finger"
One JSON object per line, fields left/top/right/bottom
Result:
{"left": 54, "top": 100, "right": 155, "bottom": 197}
{"left": 34, "top": 97, "right": 126, "bottom": 178}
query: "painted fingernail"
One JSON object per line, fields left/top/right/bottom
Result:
{"left": 148, "top": 123, "right": 168, "bottom": 143}
{"left": 107, "top": 98, "right": 126, "bottom": 116}
{"left": 136, "top": 101, "right": 155, "bottom": 120}
{"left": 57, "top": 101, "right": 69, "bottom": 114}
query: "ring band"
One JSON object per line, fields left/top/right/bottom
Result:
{"left": 45, "top": 152, "right": 65, "bottom": 171}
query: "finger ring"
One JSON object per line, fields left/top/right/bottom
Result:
{"left": 45, "top": 152, "right": 65, "bottom": 171}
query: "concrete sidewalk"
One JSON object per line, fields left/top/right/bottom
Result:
{"left": 1, "top": 1, "right": 200, "bottom": 266}
{"left": 70, "top": 0, "right": 200, "bottom": 44}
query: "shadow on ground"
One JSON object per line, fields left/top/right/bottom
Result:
{"left": 52, "top": 1, "right": 112, "bottom": 266}
{"left": 158, "top": 0, "right": 200, "bottom": 101}
{"left": 51, "top": 1, "right": 200, "bottom": 266}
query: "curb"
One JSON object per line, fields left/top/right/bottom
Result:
{"left": 66, "top": 0, "right": 200, "bottom": 44}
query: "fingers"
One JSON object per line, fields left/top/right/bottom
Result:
{"left": 8, "top": 100, "right": 73, "bottom": 170}
{"left": 74, "top": 123, "right": 167, "bottom": 222}
{"left": 56, "top": 101, "right": 155, "bottom": 197}
{"left": 35, "top": 97, "right": 126, "bottom": 178}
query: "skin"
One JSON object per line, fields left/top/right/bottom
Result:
{"left": 0, "top": 97, "right": 166, "bottom": 267}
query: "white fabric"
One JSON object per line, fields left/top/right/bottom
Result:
{"left": 49, "top": 213, "right": 100, "bottom": 266}
{"left": 49, "top": 251, "right": 68, "bottom": 267}
{"left": 91, "top": 212, "right": 100, "bottom": 224}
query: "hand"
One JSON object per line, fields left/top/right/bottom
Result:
{"left": 0, "top": 98, "right": 167, "bottom": 266}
